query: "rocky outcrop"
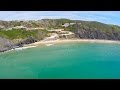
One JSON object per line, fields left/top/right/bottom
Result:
{"left": 0, "top": 36, "right": 38, "bottom": 52}
{"left": 15, "top": 37, "right": 38, "bottom": 47}
{"left": 73, "top": 28, "right": 120, "bottom": 41}
{"left": 0, "top": 37, "right": 14, "bottom": 52}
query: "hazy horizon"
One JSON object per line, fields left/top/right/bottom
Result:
{"left": 0, "top": 11, "right": 120, "bottom": 26}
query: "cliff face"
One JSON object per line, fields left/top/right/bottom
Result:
{"left": 0, "top": 36, "right": 38, "bottom": 52}
{"left": 74, "top": 29, "right": 120, "bottom": 40}
{"left": 72, "top": 23, "right": 120, "bottom": 40}
{"left": 0, "top": 37, "right": 14, "bottom": 52}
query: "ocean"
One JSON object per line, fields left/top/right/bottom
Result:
{"left": 0, "top": 42, "right": 120, "bottom": 79}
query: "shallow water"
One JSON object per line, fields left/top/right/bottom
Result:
{"left": 0, "top": 42, "right": 120, "bottom": 79}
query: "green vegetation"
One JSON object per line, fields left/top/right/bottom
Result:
{"left": 80, "top": 21, "right": 120, "bottom": 32}
{"left": 64, "top": 21, "right": 120, "bottom": 33}
{"left": 31, "top": 22, "right": 39, "bottom": 27}
{"left": 1, "top": 19, "right": 120, "bottom": 40}
{"left": 44, "top": 19, "right": 120, "bottom": 33}
{"left": 56, "top": 19, "right": 71, "bottom": 25}
{"left": 36, "top": 29, "right": 49, "bottom": 40}
{"left": 64, "top": 24, "right": 76, "bottom": 31}
{"left": 0, "top": 29, "right": 48, "bottom": 40}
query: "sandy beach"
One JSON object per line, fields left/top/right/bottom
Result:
{"left": 26, "top": 39, "right": 120, "bottom": 46}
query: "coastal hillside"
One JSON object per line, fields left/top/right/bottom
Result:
{"left": 72, "top": 22, "right": 120, "bottom": 40}
{"left": 1, "top": 19, "right": 120, "bottom": 52}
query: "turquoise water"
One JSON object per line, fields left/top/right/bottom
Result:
{"left": 0, "top": 42, "right": 120, "bottom": 79}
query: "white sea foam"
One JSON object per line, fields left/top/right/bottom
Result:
{"left": 14, "top": 46, "right": 37, "bottom": 50}
{"left": 45, "top": 44, "right": 54, "bottom": 46}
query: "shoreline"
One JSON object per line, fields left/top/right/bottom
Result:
{"left": 1, "top": 39, "right": 120, "bottom": 53}
{"left": 26, "top": 39, "right": 120, "bottom": 46}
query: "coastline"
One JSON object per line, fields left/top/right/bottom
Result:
{"left": 1, "top": 39, "right": 120, "bottom": 53}
{"left": 25, "top": 39, "right": 120, "bottom": 46}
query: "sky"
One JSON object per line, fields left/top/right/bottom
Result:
{"left": 0, "top": 11, "right": 120, "bottom": 26}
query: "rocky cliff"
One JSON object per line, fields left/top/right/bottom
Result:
{"left": 0, "top": 37, "right": 14, "bottom": 52}
{"left": 72, "top": 23, "right": 120, "bottom": 40}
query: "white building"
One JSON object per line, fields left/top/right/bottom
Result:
{"left": 62, "top": 23, "right": 76, "bottom": 27}
{"left": 62, "top": 23, "right": 70, "bottom": 27}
